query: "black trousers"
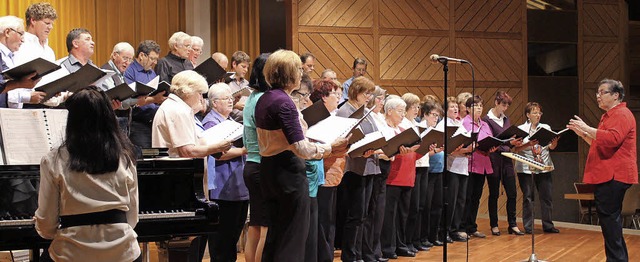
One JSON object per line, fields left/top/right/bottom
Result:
{"left": 362, "top": 171, "right": 388, "bottom": 262}
{"left": 317, "top": 186, "right": 337, "bottom": 262}
{"left": 487, "top": 155, "right": 518, "bottom": 228}
{"left": 305, "top": 197, "right": 319, "bottom": 262}
{"left": 446, "top": 171, "right": 468, "bottom": 234}
{"left": 207, "top": 200, "right": 249, "bottom": 262}
{"left": 517, "top": 172, "right": 555, "bottom": 231}
{"left": 381, "top": 185, "right": 412, "bottom": 257}
{"left": 463, "top": 172, "right": 485, "bottom": 233}
{"left": 129, "top": 121, "right": 152, "bottom": 149}
{"left": 340, "top": 172, "right": 373, "bottom": 261}
{"left": 260, "top": 151, "right": 310, "bottom": 262}
{"left": 425, "top": 172, "right": 443, "bottom": 242}
{"left": 407, "top": 167, "right": 428, "bottom": 247}
{"left": 594, "top": 179, "right": 631, "bottom": 262}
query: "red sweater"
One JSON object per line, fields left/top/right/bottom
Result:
{"left": 387, "top": 152, "right": 420, "bottom": 187}
{"left": 584, "top": 102, "right": 638, "bottom": 184}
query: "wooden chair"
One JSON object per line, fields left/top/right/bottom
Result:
{"left": 574, "top": 182, "right": 598, "bottom": 225}
{"left": 622, "top": 184, "right": 640, "bottom": 229}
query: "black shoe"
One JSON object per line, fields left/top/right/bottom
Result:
{"left": 445, "top": 235, "right": 454, "bottom": 243}
{"left": 544, "top": 227, "right": 560, "bottom": 233}
{"left": 382, "top": 253, "right": 397, "bottom": 259}
{"left": 433, "top": 240, "right": 444, "bottom": 246}
{"left": 491, "top": 227, "right": 501, "bottom": 236}
{"left": 408, "top": 246, "right": 418, "bottom": 253}
{"left": 450, "top": 233, "right": 468, "bottom": 242}
{"left": 525, "top": 229, "right": 532, "bottom": 234}
{"left": 421, "top": 240, "right": 434, "bottom": 248}
{"left": 396, "top": 250, "right": 416, "bottom": 257}
{"left": 377, "top": 257, "right": 390, "bottom": 262}
{"left": 416, "top": 245, "right": 430, "bottom": 251}
{"left": 508, "top": 227, "right": 525, "bottom": 235}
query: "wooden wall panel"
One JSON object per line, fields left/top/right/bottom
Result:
{"left": 583, "top": 3, "right": 619, "bottom": 37}
{"left": 0, "top": 0, "right": 186, "bottom": 66}
{"left": 455, "top": 38, "right": 523, "bottom": 82}
{"left": 379, "top": 36, "right": 449, "bottom": 81}
{"left": 454, "top": 0, "right": 522, "bottom": 33}
{"left": 298, "top": 32, "right": 375, "bottom": 80}
{"left": 583, "top": 42, "right": 621, "bottom": 83}
{"left": 379, "top": 0, "right": 449, "bottom": 30}
{"left": 298, "top": 0, "right": 372, "bottom": 28}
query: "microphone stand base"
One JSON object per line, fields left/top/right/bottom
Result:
{"left": 521, "top": 253, "right": 547, "bottom": 262}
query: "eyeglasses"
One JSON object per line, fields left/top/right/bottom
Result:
{"left": 596, "top": 90, "right": 612, "bottom": 97}
{"left": 428, "top": 112, "right": 440, "bottom": 118}
{"left": 214, "top": 96, "right": 234, "bottom": 101}
{"left": 529, "top": 111, "right": 543, "bottom": 116}
{"left": 408, "top": 105, "right": 420, "bottom": 110}
{"left": 9, "top": 28, "right": 24, "bottom": 37}
{"left": 143, "top": 53, "right": 158, "bottom": 62}
{"left": 117, "top": 53, "right": 133, "bottom": 63}
{"left": 329, "top": 91, "right": 341, "bottom": 98}
{"left": 296, "top": 92, "right": 310, "bottom": 98}
{"left": 394, "top": 109, "right": 406, "bottom": 116}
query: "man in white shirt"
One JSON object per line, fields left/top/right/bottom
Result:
{"left": 0, "top": 16, "right": 45, "bottom": 107}
{"left": 13, "top": 2, "right": 57, "bottom": 65}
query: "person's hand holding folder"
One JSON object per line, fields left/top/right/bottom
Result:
{"left": 330, "top": 134, "right": 351, "bottom": 156}
{"left": 3, "top": 72, "right": 39, "bottom": 93}
{"left": 29, "top": 91, "right": 46, "bottom": 104}
{"left": 399, "top": 144, "right": 420, "bottom": 155}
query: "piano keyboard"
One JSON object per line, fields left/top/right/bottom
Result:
{"left": 139, "top": 210, "right": 196, "bottom": 220}
{"left": 0, "top": 210, "right": 197, "bottom": 227}
{"left": 0, "top": 218, "right": 34, "bottom": 226}
{"left": 501, "top": 152, "right": 552, "bottom": 171}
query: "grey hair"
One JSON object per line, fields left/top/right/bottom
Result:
{"left": 168, "top": 31, "right": 191, "bottom": 50}
{"left": 384, "top": 97, "right": 406, "bottom": 114}
{"left": 0, "top": 16, "right": 24, "bottom": 33}
{"left": 599, "top": 78, "right": 625, "bottom": 101}
{"left": 190, "top": 36, "right": 204, "bottom": 48}
{"left": 321, "top": 68, "right": 335, "bottom": 78}
{"left": 111, "top": 42, "right": 134, "bottom": 56}
{"left": 207, "top": 82, "right": 232, "bottom": 103}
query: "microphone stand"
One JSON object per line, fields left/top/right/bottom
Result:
{"left": 523, "top": 146, "right": 547, "bottom": 262}
{"left": 440, "top": 60, "right": 449, "bottom": 262}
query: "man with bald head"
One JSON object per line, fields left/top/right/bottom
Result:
{"left": 212, "top": 52, "right": 228, "bottom": 70}
{"left": 101, "top": 42, "right": 135, "bottom": 91}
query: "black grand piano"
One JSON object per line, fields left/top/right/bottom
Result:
{"left": 0, "top": 157, "right": 218, "bottom": 260}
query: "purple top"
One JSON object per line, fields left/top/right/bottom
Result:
{"left": 255, "top": 88, "right": 305, "bottom": 145}
{"left": 483, "top": 113, "right": 515, "bottom": 175}
{"left": 462, "top": 115, "right": 494, "bottom": 175}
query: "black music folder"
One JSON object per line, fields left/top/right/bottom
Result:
{"left": 301, "top": 100, "right": 331, "bottom": 127}
{"left": 148, "top": 81, "right": 170, "bottom": 97}
{"left": 529, "top": 127, "right": 568, "bottom": 146}
{"left": 416, "top": 127, "right": 444, "bottom": 155}
{"left": 348, "top": 128, "right": 365, "bottom": 145}
{"left": 447, "top": 130, "right": 474, "bottom": 154}
{"left": 2, "top": 57, "right": 60, "bottom": 80}
{"left": 495, "top": 125, "right": 529, "bottom": 140}
{"left": 381, "top": 128, "right": 421, "bottom": 157}
{"left": 476, "top": 136, "right": 513, "bottom": 152}
{"left": 348, "top": 105, "right": 366, "bottom": 119}
{"left": 35, "top": 64, "right": 107, "bottom": 101}
{"left": 105, "top": 83, "right": 136, "bottom": 101}
{"left": 348, "top": 131, "right": 386, "bottom": 158}
{"left": 194, "top": 57, "right": 227, "bottom": 86}
{"left": 224, "top": 72, "right": 236, "bottom": 84}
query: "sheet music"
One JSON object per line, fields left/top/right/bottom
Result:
{"left": 198, "top": 120, "right": 244, "bottom": 145}
{"left": 305, "top": 116, "right": 359, "bottom": 144}
{"left": 0, "top": 109, "right": 50, "bottom": 164}
{"left": 34, "top": 67, "right": 70, "bottom": 88}
{"left": 92, "top": 69, "right": 116, "bottom": 87}
{"left": 44, "top": 109, "right": 69, "bottom": 150}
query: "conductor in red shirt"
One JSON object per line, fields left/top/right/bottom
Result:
{"left": 568, "top": 79, "right": 638, "bottom": 262}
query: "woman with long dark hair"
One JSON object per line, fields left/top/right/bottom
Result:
{"left": 35, "top": 87, "right": 141, "bottom": 262}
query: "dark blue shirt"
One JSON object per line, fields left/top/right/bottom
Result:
{"left": 124, "top": 60, "right": 159, "bottom": 123}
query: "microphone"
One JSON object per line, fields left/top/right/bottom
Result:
{"left": 430, "top": 54, "right": 469, "bottom": 64}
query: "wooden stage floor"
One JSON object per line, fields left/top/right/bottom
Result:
{"left": 200, "top": 217, "right": 640, "bottom": 262}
